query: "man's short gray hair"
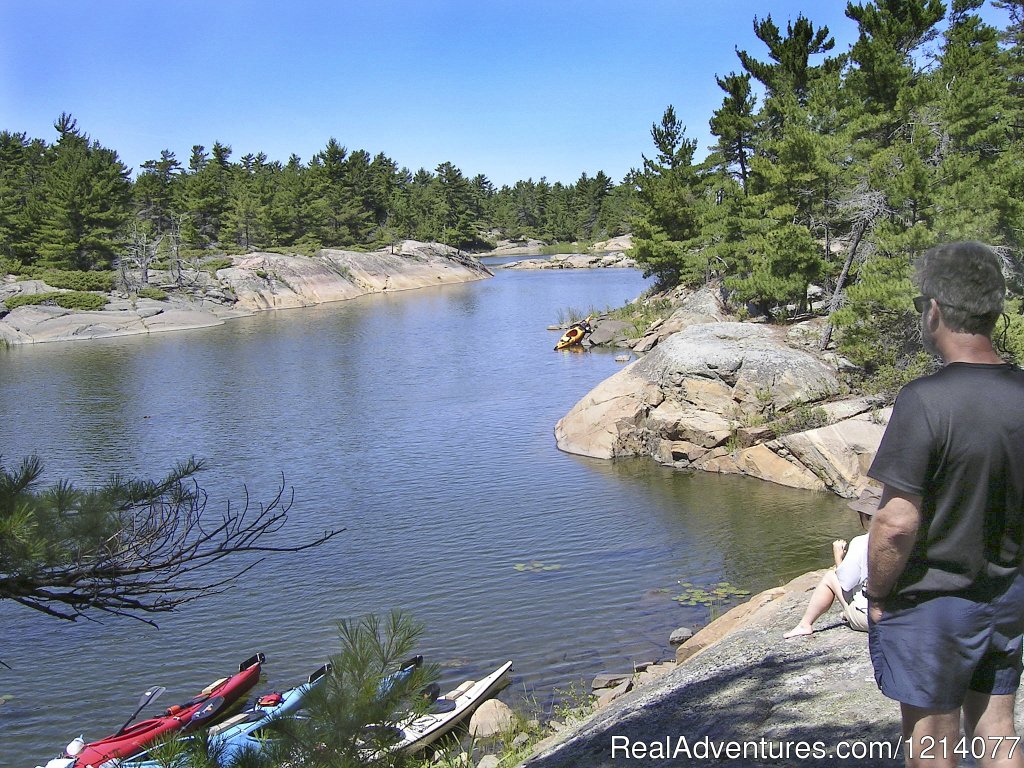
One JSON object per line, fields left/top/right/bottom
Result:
{"left": 916, "top": 241, "right": 1005, "bottom": 336}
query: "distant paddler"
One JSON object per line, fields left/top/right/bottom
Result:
{"left": 554, "top": 316, "right": 593, "bottom": 350}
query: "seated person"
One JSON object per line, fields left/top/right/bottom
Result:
{"left": 783, "top": 487, "right": 879, "bottom": 638}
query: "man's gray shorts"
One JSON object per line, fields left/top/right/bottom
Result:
{"left": 869, "top": 573, "right": 1024, "bottom": 710}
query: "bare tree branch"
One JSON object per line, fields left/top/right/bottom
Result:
{"left": 0, "top": 456, "right": 343, "bottom": 624}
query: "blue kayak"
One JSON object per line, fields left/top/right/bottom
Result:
{"left": 214, "top": 656, "right": 422, "bottom": 760}
{"left": 206, "top": 661, "right": 334, "bottom": 761}
{"left": 119, "top": 656, "right": 422, "bottom": 765}
{"left": 114, "top": 662, "right": 331, "bottom": 766}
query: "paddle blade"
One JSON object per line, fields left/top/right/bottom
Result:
{"left": 116, "top": 685, "right": 168, "bottom": 734}
{"left": 139, "top": 685, "right": 166, "bottom": 708}
{"left": 189, "top": 695, "right": 226, "bottom": 725}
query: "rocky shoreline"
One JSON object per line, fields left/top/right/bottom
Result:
{"left": 0, "top": 236, "right": 642, "bottom": 346}
{"left": 0, "top": 241, "right": 491, "bottom": 345}
{"left": 521, "top": 571, "right": 903, "bottom": 767}
{"left": 501, "top": 252, "right": 637, "bottom": 271}
{"left": 554, "top": 284, "right": 888, "bottom": 498}
{"left": 517, "top": 567, "right": 1024, "bottom": 768}
{"left": 492, "top": 234, "right": 636, "bottom": 271}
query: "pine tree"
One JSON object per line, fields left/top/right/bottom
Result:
{"left": 221, "top": 152, "right": 276, "bottom": 252}
{"left": 180, "top": 143, "right": 230, "bottom": 249}
{"left": 726, "top": 222, "right": 824, "bottom": 315}
{"left": 309, "top": 139, "right": 372, "bottom": 246}
{"left": 929, "top": 1, "right": 1009, "bottom": 243}
{"left": 844, "top": 0, "right": 946, "bottom": 125}
{"left": 0, "top": 456, "right": 338, "bottom": 623}
{"left": 435, "top": 161, "right": 478, "bottom": 249}
{"left": 269, "top": 611, "right": 435, "bottom": 767}
{"left": 134, "top": 149, "right": 182, "bottom": 238}
{"left": 736, "top": 14, "right": 837, "bottom": 103}
{"left": 402, "top": 168, "right": 443, "bottom": 242}
{"left": 0, "top": 131, "right": 46, "bottom": 266}
{"left": 343, "top": 149, "right": 379, "bottom": 243}
{"left": 269, "top": 154, "right": 318, "bottom": 249}
{"left": 630, "top": 107, "right": 706, "bottom": 287}
{"left": 34, "top": 113, "right": 131, "bottom": 270}
{"left": 369, "top": 152, "right": 404, "bottom": 234}
{"left": 709, "top": 73, "right": 757, "bottom": 193}
{"left": 992, "top": 0, "right": 1024, "bottom": 257}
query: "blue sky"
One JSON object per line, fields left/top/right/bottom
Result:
{"left": 0, "top": 1, "right": 1013, "bottom": 187}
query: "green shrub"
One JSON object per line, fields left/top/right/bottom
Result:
{"left": 137, "top": 287, "right": 168, "bottom": 301}
{"left": 768, "top": 405, "right": 831, "bottom": 437}
{"left": 608, "top": 298, "right": 674, "bottom": 338}
{"left": 0, "top": 256, "right": 26, "bottom": 276}
{"left": 5, "top": 291, "right": 108, "bottom": 311}
{"left": 203, "top": 257, "right": 234, "bottom": 276}
{"left": 541, "top": 242, "right": 591, "bottom": 255}
{"left": 857, "top": 353, "right": 937, "bottom": 402}
{"left": 38, "top": 270, "right": 115, "bottom": 292}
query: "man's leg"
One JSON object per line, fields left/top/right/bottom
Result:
{"left": 963, "top": 691, "right": 1024, "bottom": 767}
{"left": 901, "top": 704, "right": 961, "bottom": 768}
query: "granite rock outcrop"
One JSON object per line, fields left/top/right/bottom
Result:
{"left": 556, "top": 321, "right": 888, "bottom": 496}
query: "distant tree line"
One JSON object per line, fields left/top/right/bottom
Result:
{"left": 630, "top": 0, "right": 1024, "bottom": 387}
{"left": 0, "top": 118, "right": 634, "bottom": 274}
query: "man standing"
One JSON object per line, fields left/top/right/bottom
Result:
{"left": 866, "top": 241, "right": 1024, "bottom": 767}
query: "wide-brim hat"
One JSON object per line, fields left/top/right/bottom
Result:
{"left": 847, "top": 486, "right": 882, "bottom": 516}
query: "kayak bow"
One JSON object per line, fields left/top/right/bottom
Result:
{"left": 52, "top": 653, "right": 264, "bottom": 768}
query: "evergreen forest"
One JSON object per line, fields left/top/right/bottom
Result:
{"left": 630, "top": 0, "right": 1024, "bottom": 384}
{"left": 2, "top": 0, "right": 1024, "bottom": 386}
{"left": 0, "top": 116, "right": 633, "bottom": 271}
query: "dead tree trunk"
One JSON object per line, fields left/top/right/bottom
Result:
{"left": 819, "top": 217, "right": 868, "bottom": 351}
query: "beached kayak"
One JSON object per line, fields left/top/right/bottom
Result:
{"left": 37, "top": 653, "right": 264, "bottom": 768}
{"left": 394, "top": 660, "right": 513, "bottom": 753}
{"left": 208, "top": 661, "right": 331, "bottom": 762}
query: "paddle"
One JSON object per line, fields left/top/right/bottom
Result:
{"left": 188, "top": 695, "right": 227, "bottom": 726}
{"left": 116, "top": 685, "right": 167, "bottom": 735}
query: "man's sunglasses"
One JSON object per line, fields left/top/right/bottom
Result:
{"left": 913, "top": 295, "right": 931, "bottom": 313}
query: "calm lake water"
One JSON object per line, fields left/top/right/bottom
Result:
{"left": 0, "top": 264, "right": 861, "bottom": 764}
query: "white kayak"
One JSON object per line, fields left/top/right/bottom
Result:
{"left": 394, "top": 660, "right": 513, "bottom": 753}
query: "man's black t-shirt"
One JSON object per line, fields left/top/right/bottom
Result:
{"left": 868, "top": 362, "right": 1024, "bottom": 599}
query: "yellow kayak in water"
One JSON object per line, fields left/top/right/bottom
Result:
{"left": 554, "top": 317, "right": 592, "bottom": 350}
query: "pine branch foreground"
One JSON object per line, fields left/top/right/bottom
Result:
{"left": 0, "top": 456, "right": 342, "bottom": 625}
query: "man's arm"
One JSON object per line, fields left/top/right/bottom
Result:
{"left": 832, "top": 539, "right": 848, "bottom": 568}
{"left": 867, "top": 486, "right": 923, "bottom": 614}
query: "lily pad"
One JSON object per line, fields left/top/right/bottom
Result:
{"left": 673, "top": 579, "right": 751, "bottom": 609}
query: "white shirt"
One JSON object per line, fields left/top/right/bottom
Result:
{"left": 836, "top": 533, "right": 869, "bottom": 613}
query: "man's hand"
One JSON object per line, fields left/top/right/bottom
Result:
{"left": 869, "top": 599, "right": 884, "bottom": 625}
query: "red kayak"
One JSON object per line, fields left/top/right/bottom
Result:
{"left": 70, "top": 653, "right": 264, "bottom": 767}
